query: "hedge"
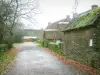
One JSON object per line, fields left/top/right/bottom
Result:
{"left": 0, "top": 44, "right": 8, "bottom": 52}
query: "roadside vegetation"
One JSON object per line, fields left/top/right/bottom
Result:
{"left": 36, "top": 40, "right": 100, "bottom": 74}
{"left": 0, "top": 48, "right": 17, "bottom": 73}
{"left": 36, "top": 40, "right": 63, "bottom": 55}
{"left": 0, "top": 0, "right": 38, "bottom": 73}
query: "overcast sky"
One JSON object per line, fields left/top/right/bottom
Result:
{"left": 24, "top": 0, "right": 100, "bottom": 29}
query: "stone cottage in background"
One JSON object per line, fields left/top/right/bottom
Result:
{"left": 44, "top": 16, "right": 70, "bottom": 43}
{"left": 62, "top": 5, "right": 100, "bottom": 69}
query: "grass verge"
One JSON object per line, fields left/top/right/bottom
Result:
{"left": 34, "top": 42, "right": 44, "bottom": 48}
{"left": 0, "top": 48, "right": 17, "bottom": 73}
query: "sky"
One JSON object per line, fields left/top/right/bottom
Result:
{"left": 23, "top": 0, "right": 100, "bottom": 29}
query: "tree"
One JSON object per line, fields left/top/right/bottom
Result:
{"left": 0, "top": 0, "right": 39, "bottom": 48}
{"left": 13, "top": 21, "right": 24, "bottom": 43}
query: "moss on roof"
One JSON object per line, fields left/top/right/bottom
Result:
{"left": 64, "top": 7, "right": 100, "bottom": 31}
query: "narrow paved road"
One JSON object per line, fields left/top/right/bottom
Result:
{"left": 2, "top": 42, "right": 89, "bottom": 75}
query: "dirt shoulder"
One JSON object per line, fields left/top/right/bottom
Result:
{"left": 43, "top": 49, "right": 100, "bottom": 75}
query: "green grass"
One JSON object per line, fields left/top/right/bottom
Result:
{"left": 34, "top": 42, "right": 44, "bottom": 48}
{"left": 35, "top": 42, "right": 63, "bottom": 56}
{"left": 0, "top": 50, "right": 17, "bottom": 73}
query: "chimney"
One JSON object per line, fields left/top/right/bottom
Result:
{"left": 73, "top": 13, "right": 78, "bottom": 18}
{"left": 66, "top": 15, "right": 71, "bottom": 22}
{"left": 91, "top": 5, "right": 98, "bottom": 10}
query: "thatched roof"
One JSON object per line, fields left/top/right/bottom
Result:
{"left": 44, "top": 18, "right": 68, "bottom": 40}
{"left": 63, "top": 7, "right": 100, "bottom": 31}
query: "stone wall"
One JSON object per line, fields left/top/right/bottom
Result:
{"left": 63, "top": 27, "right": 96, "bottom": 66}
{"left": 94, "top": 16, "right": 100, "bottom": 50}
{"left": 91, "top": 17, "right": 100, "bottom": 70}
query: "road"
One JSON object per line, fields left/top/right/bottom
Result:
{"left": 2, "top": 42, "right": 89, "bottom": 75}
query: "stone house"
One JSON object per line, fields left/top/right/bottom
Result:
{"left": 62, "top": 5, "right": 100, "bottom": 69}
{"left": 44, "top": 17, "right": 70, "bottom": 42}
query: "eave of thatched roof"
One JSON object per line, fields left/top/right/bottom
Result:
{"left": 63, "top": 7, "right": 100, "bottom": 32}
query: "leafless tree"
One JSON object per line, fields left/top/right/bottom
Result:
{"left": 0, "top": 0, "right": 39, "bottom": 47}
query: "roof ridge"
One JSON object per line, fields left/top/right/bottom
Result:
{"left": 63, "top": 7, "right": 100, "bottom": 31}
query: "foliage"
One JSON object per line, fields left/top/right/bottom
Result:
{"left": 0, "top": 0, "right": 19, "bottom": 47}
{"left": 36, "top": 40, "right": 44, "bottom": 46}
{"left": 36, "top": 40, "right": 63, "bottom": 55}
{"left": 0, "top": 48, "right": 17, "bottom": 73}
{"left": 43, "top": 39, "right": 50, "bottom": 48}
{"left": 13, "top": 22, "right": 24, "bottom": 43}
{"left": 0, "top": 0, "right": 39, "bottom": 48}
{"left": 48, "top": 42, "right": 63, "bottom": 55}
{"left": 0, "top": 44, "right": 8, "bottom": 52}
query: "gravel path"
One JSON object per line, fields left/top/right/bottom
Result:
{"left": 2, "top": 42, "right": 89, "bottom": 75}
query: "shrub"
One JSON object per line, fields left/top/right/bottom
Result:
{"left": 48, "top": 42, "right": 63, "bottom": 55}
{"left": 36, "top": 40, "right": 44, "bottom": 46}
{"left": 0, "top": 44, "right": 8, "bottom": 52}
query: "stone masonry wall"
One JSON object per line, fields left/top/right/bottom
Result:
{"left": 91, "top": 17, "right": 100, "bottom": 70}
{"left": 63, "top": 28, "right": 96, "bottom": 66}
